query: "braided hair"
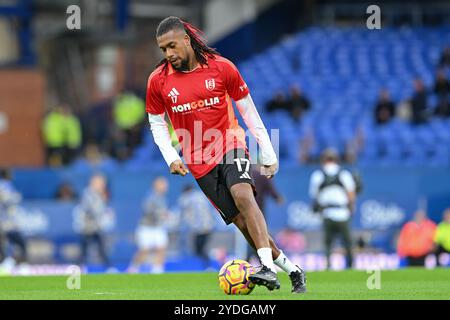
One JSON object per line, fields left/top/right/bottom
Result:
{"left": 155, "top": 16, "right": 220, "bottom": 70}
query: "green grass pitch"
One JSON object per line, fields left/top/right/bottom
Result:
{"left": 0, "top": 268, "right": 449, "bottom": 300}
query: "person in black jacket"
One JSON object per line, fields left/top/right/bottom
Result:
{"left": 374, "top": 89, "right": 395, "bottom": 125}
{"left": 287, "top": 85, "right": 311, "bottom": 122}
{"left": 411, "top": 79, "right": 428, "bottom": 125}
{"left": 266, "top": 91, "right": 290, "bottom": 113}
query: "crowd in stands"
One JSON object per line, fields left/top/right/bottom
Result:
{"left": 293, "top": 45, "right": 450, "bottom": 165}
{"left": 374, "top": 47, "right": 450, "bottom": 126}
{"left": 266, "top": 84, "right": 311, "bottom": 122}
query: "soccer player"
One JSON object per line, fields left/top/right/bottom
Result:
{"left": 146, "top": 16, "right": 306, "bottom": 293}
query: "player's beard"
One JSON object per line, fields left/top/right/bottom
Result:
{"left": 171, "top": 58, "right": 190, "bottom": 72}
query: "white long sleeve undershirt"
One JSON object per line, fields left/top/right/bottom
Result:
{"left": 148, "top": 113, "right": 181, "bottom": 167}
{"left": 235, "top": 94, "right": 278, "bottom": 166}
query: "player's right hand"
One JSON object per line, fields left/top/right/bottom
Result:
{"left": 169, "top": 160, "right": 189, "bottom": 176}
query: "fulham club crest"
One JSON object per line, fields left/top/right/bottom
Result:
{"left": 205, "top": 79, "right": 215, "bottom": 91}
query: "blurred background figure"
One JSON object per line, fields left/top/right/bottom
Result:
{"left": 74, "top": 173, "right": 115, "bottom": 271}
{"left": 266, "top": 91, "right": 289, "bottom": 113}
{"left": 54, "top": 182, "right": 78, "bottom": 202}
{"left": 298, "top": 131, "right": 315, "bottom": 164}
{"left": 434, "top": 98, "right": 450, "bottom": 118}
{"left": 113, "top": 91, "right": 146, "bottom": 159}
{"left": 128, "top": 176, "right": 170, "bottom": 274}
{"left": 410, "top": 78, "right": 429, "bottom": 125}
{"left": 309, "top": 149, "right": 356, "bottom": 269}
{"left": 42, "top": 106, "right": 65, "bottom": 166}
{"left": 287, "top": 85, "right": 311, "bottom": 122}
{"left": 374, "top": 89, "right": 396, "bottom": 125}
{"left": 438, "top": 46, "right": 450, "bottom": 68}
{"left": 178, "top": 184, "right": 215, "bottom": 270}
{"left": 61, "top": 105, "right": 82, "bottom": 165}
{"left": 252, "top": 164, "right": 285, "bottom": 215}
{"left": 434, "top": 208, "right": 450, "bottom": 267}
{"left": 0, "top": 168, "right": 27, "bottom": 270}
{"left": 107, "top": 127, "right": 129, "bottom": 162}
{"left": 70, "top": 143, "right": 118, "bottom": 173}
{"left": 42, "top": 105, "right": 82, "bottom": 166}
{"left": 433, "top": 69, "right": 449, "bottom": 101}
{"left": 397, "top": 210, "right": 437, "bottom": 267}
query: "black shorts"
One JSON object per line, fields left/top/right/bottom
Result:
{"left": 196, "top": 148, "right": 256, "bottom": 225}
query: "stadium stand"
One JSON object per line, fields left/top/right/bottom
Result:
{"left": 129, "top": 26, "right": 450, "bottom": 169}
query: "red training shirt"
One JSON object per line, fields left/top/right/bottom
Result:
{"left": 146, "top": 54, "right": 250, "bottom": 179}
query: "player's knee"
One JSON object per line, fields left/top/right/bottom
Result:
{"left": 233, "top": 194, "right": 253, "bottom": 212}
{"left": 230, "top": 187, "right": 253, "bottom": 211}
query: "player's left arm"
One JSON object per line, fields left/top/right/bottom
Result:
{"left": 235, "top": 94, "right": 278, "bottom": 178}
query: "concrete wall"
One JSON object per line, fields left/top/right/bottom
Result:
{"left": 0, "top": 70, "right": 46, "bottom": 167}
{"left": 204, "top": 0, "right": 279, "bottom": 42}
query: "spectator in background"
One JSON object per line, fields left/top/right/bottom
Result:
{"left": 128, "top": 177, "right": 170, "bottom": 274}
{"left": 434, "top": 208, "right": 450, "bottom": 267}
{"left": 252, "top": 164, "right": 284, "bottom": 215}
{"left": 432, "top": 70, "right": 450, "bottom": 118}
{"left": 298, "top": 129, "right": 315, "bottom": 164}
{"left": 62, "top": 106, "right": 82, "bottom": 164}
{"left": 74, "top": 174, "right": 115, "bottom": 271}
{"left": 55, "top": 182, "right": 77, "bottom": 202}
{"left": 0, "top": 168, "right": 27, "bottom": 269}
{"left": 42, "top": 105, "right": 82, "bottom": 166}
{"left": 80, "top": 99, "right": 112, "bottom": 153}
{"left": 396, "top": 99, "right": 413, "bottom": 122}
{"left": 178, "top": 184, "right": 215, "bottom": 270}
{"left": 438, "top": 46, "right": 450, "bottom": 68}
{"left": 434, "top": 99, "right": 450, "bottom": 118}
{"left": 345, "top": 127, "right": 365, "bottom": 164}
{"left": 374, "top": 89, "right": 395, "bottom": 125}
{"left": 397, "top": 210, "right": 437, "bottom": 267}
{"left": 309, "top": 149, "right": 356, "bottom": 269}
{"left": 287, "top": 85, "right": 311, "bottom": 122}
{"left": 107, "top": 127, "right": 129, "bottom": 162}
{"left": 113, "top": 91, "right": 146, "bottom": 157}
{"left": 410, "top": 78, "right": 429, "bottom": 125}
{"left": 42, "top": 107, "right": 66, "bottom": 166}
{"left": 433, "top": 70, "right": 449, "bottom": 100}
{"left": 266, "top": 91, "right": 289, "bottom": 113}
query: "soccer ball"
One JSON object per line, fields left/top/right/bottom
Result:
{"left": 218, "top": 259, "right": 256, "bottom": 295}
